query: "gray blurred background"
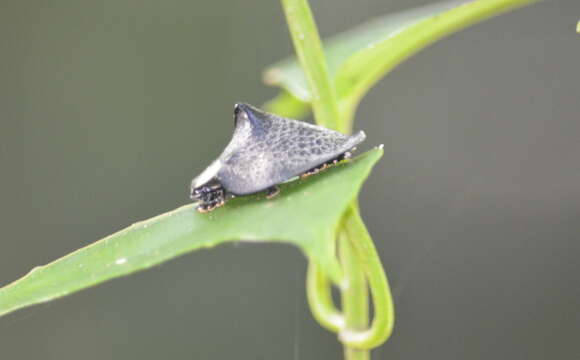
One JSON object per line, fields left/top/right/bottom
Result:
{"left": 1, "top": 1, "right": 579, "bottom": 359}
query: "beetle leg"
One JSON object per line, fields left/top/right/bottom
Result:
{"left": 301, "top": 152, "right": 351, "bottom": 179}
{"left": 266, "top": 186, "right": 280, "bottom": 199}
{"left": 301, "top": 163, "right": 325, "bottom": 178}
{"left": 196, "top": 204, "right": 211, "bottom": 213}
{"left": 301, "top": 169, "right": 314, "bottom": 179}
{"left": 197, "top": 199, "right": 225, "bottom": 213}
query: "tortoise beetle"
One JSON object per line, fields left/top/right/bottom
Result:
{"left": 190, "top": 103, "right": 366, "bottom": 212}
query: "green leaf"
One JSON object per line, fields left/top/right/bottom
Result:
{"left": 264, "top": 0, "right": 538, "bottom": 124}
{"left": 265, "top": 0, "right": 461, "bottom": 101}
{"left": 0, "top": 148, "right": 383, "bottom": 318}
{"left": 335, "top": 0, "right": 539, "bottom": 108}
{"left": 262, "top": 90, "right": 310, "bottom": 120}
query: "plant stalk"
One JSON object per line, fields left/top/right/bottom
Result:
{"left": 339, "top": 204, "right": 394, "bottom": 349}
{"left": 281, "top": 0, "right": 341, "bottom": 131}
{"left": 339, "top": 227, "right": 370, "bottom": 360}
{"left": 281, "top": 0, "right": 392, "bottom": 358}
{"left": 306, "top": 261, "right": 344, "bottom": 332}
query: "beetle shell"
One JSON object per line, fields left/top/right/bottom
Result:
{"left": 190, "top": 103, "right": 366, "bottom": 211}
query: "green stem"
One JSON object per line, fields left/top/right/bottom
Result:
{"left": 339, "top": 224, "right": 370, "bottom": 360}
{"left": 306, "top": 261, "right": 344, "bottom": 332}
{"left": 339, "top": 205, "right": 394, "bottom": 349}
{"left": 281, "top": 0, "right": 341, "bottom": 131}
{"left": 281, "top": 0, "right": 392, "bottom": 357}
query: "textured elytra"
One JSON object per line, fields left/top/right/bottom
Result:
{"left": 190, "top": 103, "right": 366, "bottom": 211}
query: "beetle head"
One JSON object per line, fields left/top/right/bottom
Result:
{"left": 190, "top": 159, "right": 222, "bottom": 198}
{"left": 190, "top": 178, "right": 221, "bottom": 202}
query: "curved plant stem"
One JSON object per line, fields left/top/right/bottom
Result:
{"left": 339, "top": 224, "right": 370, "bottom": 360}
{"left": 281, "top": 0, "right": 342, "bottom": 131}
{"left": 306, "top": 261, "right": 344, "bottom": 332}
{"left": 281, "top": 0, "right": 393, "bottom": 357}
{"left": 339, "top": 205, "right": 394, "bottom": 349}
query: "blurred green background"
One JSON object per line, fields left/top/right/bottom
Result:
{"left": 1, "top": 1, "right": 579, "bottom": 359}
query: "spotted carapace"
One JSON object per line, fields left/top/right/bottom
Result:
{"left": 190, "top": 103, "right": 366, "bottom": 212}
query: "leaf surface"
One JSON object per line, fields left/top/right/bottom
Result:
{"left": 0, "top": 148, "right": 383, "bottom": 317}
{"left": 264, "top": 0, "right": 538, "bottom": 109}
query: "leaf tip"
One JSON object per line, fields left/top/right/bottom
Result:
{"left": 367, "top": 144, "right": 384, "bottom": 160}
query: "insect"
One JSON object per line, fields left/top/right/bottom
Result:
{"left": 190, "top": 103, "right": 366, "bottom": 212}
